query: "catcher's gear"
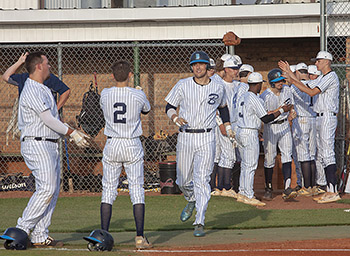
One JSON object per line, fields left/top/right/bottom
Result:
{"left": 83, "top": 229, "right": 114, "bottom": 251}
{"left": 69, "top": 129, "right": 90, "bottom": 148}
{"left": 268, "top": 68, "right": 285, "bottom": 87}
{"left": 222, "top": 31, "right": 241, "bottom": 46}
{"left": 0, "top": 227, "right": 29, "bottom": 250}
{"left": 189, "top": 51, "right": 210, "bottom": 71}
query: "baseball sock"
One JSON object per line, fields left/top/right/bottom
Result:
{"left": 223, "top": 167, "right": 232, "bottom": 190}
{"left": 100, "top": 203, "right": 112, "bottom": 231}
{"left": 310, "top": 160, "right": 316, "bottom": 187}
{"left": 264, "top": 167, "right": 273, "bottom": 188}
{"left": 133, "top": 203, "right": 145, "bottom": 237}
{"left": 232, "top": 162, "right": 241, "bottom": 193}
{"left": 300, "top": 161, "right": 311, "bottom": 188}
{"left": 210, "top": 163, "right": 218, "bottom": 191}
{"left": 282, "top": 162, "right": 292, "bottom": 189}
{"left": 217, "top": 166, "right": 224, "bottom": 190}
{"left": 325, "top": 164, "right": 337, "bottom": 193}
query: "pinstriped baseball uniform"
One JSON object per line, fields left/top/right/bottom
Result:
{"left": 217, "top": 80, "right": 236, "bottom": 169}
{"left": 260, "top": 85, "right": 294, "bottom": 168}
{"left": 165, "top": 77, "right": 226, "bottom": 226}
{"left": 291, "top": 82, "right": 316, "bottom": 162}
{"left": 100, "top": 87, "right": 151, "bottom": 205}
{"left": 236, "top": 91, "right": 267, "bottom": 199}
{"left": 309, "top": 71, "right": 339, "bottom": 167}
{"left": 17, "top": 78, "right": 61, "bottom": 243}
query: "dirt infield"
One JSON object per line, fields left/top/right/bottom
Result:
{"left": 139, "top": 239, "right": 350, "bottom": 256}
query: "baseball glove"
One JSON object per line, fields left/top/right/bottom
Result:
{"left": 223, "top": 31, "right": 241, "bottom": 46}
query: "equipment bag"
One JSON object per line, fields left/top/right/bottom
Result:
{"left": 76, "top": 81, "right": 105, "bottom": 137}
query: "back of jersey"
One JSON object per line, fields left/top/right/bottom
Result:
{"left": 100, "top": 87, "right": 150, "bottom": 138}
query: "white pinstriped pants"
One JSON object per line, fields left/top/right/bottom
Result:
{"left": 176, "top": 130, "right": 215, "bottom": 226}
{"left": 218, "top": 127, "right": 236, "bottom": 169}
{"left": 316, "top": 115, "right": 337, "bottom": 167}
{"left": 236, "top": 128, "right": 259, "bottom": 199}
{"left": 263, "top": 122, "right": 293, "bottom": 168}
{"left": 17, "top": 140, "right": 60, "bottom": 243}
{"left": 292, "top": 116, "right": 316, "bottom": 162}
{"left": 102, "top": 137, "right": 145, "bottom": 205}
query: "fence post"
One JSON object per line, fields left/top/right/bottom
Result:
{"left": 133, "top": 41, "right": 140, "bottom": 88}
{"left": 320, "top": 0, "right": 326, "bottom": 51}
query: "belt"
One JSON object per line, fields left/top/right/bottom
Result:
{"left": 107, "top": 136, "right": 112, "bottom": 139}
{"left": 22, "top": 137, "right": 59, "bottom": 143}
{"left": 271, "top": 118, "right": 287, "bottom": 125}
{"left": 316, "top": 112, "right": 337, "bottom": 117}
{"left": 179, "top": 128, "right": 212, "bottom": 133}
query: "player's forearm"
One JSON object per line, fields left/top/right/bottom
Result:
{"left": 56, "top": 89, "right": 71, "bottom": 110}
{"left": 2, "top": 61, "right": 23, "bottom": 82}
{"left": 39, "top": 110, "right": 69, "bottom": 135}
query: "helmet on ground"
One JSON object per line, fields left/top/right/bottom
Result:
{"left": 0, "top": 227, "right": 29, "bottom": 250}
{"left": 268, "top": 68, "right": 285, "bottom": 87}
{"left": 189, "top": 51, "right": 210, "bottom": 71}
{"left": 83, "top": 229, "right": 114, "bottom": 251}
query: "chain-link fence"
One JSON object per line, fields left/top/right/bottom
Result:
{"left": 0, "top": 40, "right": 225, "bottom": 193}
{"left": 325, "top": 0, "right": 350, "bottom": 183}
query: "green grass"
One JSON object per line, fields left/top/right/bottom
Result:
{"left": 1, "top": 195, "right": 350, "bottom": 233}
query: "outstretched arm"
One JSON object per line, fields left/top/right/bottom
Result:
{"left": 278, "top": 60, "right": 320, "bottom": 97}
{"left": 2, "top": 52, "right": 28, "bottom": 83}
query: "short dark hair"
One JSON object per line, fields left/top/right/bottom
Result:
{"left": 239, "top": 71, "right": 250, "bottom": 78}
{"left": 215, "top": 57, "right": 224, "bottom": 72}
{"left": 111, "top": 61, "right": 131, "bottom": 82}
{"left": 25, "top": 51, "right": 46, "bottom": 74}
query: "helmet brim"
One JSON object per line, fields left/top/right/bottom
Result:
{"left": 83, "top": 236, "right": 102, "bottom": 244}
{"left": 0, "top": 235, "right": 15, "bottom": 241}
{"left": 190, "top": 60, "right": 209, "bottom": 65}
{"left": 270, "top": 76, "right": 286, "bottom": 83}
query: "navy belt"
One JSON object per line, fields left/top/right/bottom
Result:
{"left": 271, "top": 118, "right": 287, "bottom": 125}
{"left": 316, "top": 112, "right": 336, "bottom": 117}
{"left": 179, "top": 128, "right": 212, "bottom": 133}
{"left": 22, "top": 137, "right": 59, "bottom": 143}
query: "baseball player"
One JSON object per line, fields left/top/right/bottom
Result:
{"left": 279, "top": 50, "right": 340, "bottom": 203}
{"left": 11, "top": 52, "right": 89, "bottom": 248}
{"left": 99, "top": 60, "right": 152, "bottom": 249}
{"left": 2, "top": 52, "right": 71, "bottom": 110}
{"left": 165, "top": 51, "right": 232, "bottom": 237}
{"left": 236, "top": 72, "right": 292, "bottom": 206}
{"left": 308, "top": 65, "right": 327, "bottom": 193}
{"left": 290, "top": 63, "right": 317, "bottom": 196}
{"left": 260, "top": 68, "right": 297, "bottom": 201}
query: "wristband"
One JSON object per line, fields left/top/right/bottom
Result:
{"left": 279, "top": 108, "right": 284, "bottom": 114}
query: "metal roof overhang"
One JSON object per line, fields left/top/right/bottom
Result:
{"left": 0, "top": 3, "right": 320, "bottom": 43}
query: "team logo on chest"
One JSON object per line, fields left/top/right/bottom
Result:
{"left": 208, "top": 93, "right": 219, "bottom": 105}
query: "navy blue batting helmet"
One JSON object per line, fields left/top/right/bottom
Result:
{"left": 0, "top": 227, "right": 29, "bottom": 250}
{"left": 83, "top": 229, "right": 114, "bottom": 251}
{"left": 268, "top": 68, "right": 285, "bottom": 87}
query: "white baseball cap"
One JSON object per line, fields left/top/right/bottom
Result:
{"left": 223, "top": 57, "right": 239, "bottom": 69}
{"left": 239, "top": 64, "right": 254, "bottom": 73}
{"left": 311, "top": 51, "right": 333, "bottom": 62}
{"left": 209, "top": 58, "right": 216, "bottom": 69}
{"left": 247, "top": 72, "right": 266, "bottom": 83}
{"left": 308, "top": 65, "right": 322, "bottom": 76}
{"left": 290, "top": 65, "right": 296, "bottom": 73}
{"left": 221, "top": 53, "right": 232, "bottom": 61}
{"left": 233, "top": 55, "right": 242, "bottom": 66}
{"left": 296, "top": 62, "right": 308, "bottom": 71}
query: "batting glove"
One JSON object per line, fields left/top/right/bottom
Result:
{"left": 225, "top": 125, "right": 235, "bottom": 139}
{"left": 70, "top": 130, "right": 90, "bottom": 148}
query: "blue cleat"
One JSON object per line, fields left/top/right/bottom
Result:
{"left": 180, "top": 201, "right": 195, "bottom": 222}
{"left": 193, "top": 224, "right": 205, "bottom": 237}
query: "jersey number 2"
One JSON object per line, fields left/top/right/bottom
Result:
{"left": 114, "top": 102, "right": 126, "bottom": 124}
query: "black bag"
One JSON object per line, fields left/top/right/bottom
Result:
{"left": 76, "top": 81, "right": 105, "bottom": 137}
